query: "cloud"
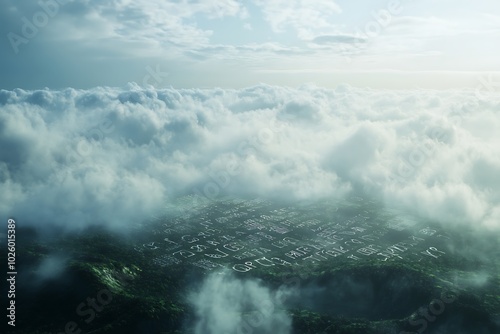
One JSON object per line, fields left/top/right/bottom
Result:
{"left": 0, "top": 0, "right": 248, "bottom": 59}
{"left": 3, "top": 1, "right": 500, "bottom": 90}
{"left": 311, "top": 34, "right": 367, "bottom": 45}
{"left": 253, "top": 0, "right": 342, "bottom": 40}
{"left": 1, "top": 84, "right": 500, "bottom": 232}
{"left": 188, "top": 271, "right": 291, "bottom": 334}
{"left": 54, "top": 0, "right": 247, "bottom": 46}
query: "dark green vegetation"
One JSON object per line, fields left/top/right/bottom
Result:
{"left": 4, "top": 195, "right": 500, "bottom": 333}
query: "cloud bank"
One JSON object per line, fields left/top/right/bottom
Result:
{"left": 1, "top": 83, "right": 500, "bottom": 231}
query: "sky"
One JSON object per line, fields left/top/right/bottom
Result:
{"left": 1, "top": 0, "right": 500, "bottom": 89}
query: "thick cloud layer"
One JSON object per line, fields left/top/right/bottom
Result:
{"left": 188, "top": 271, "right": 291, "bottom": 334}
{"left": 1, "top": 83, "right": 499, "bottom": 231}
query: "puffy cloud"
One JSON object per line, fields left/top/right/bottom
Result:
{"left": 188, "top": 271, "right": 291, "bottom": 334}
{"left": 1, "top": 84, "right": 500, "bottom": 232}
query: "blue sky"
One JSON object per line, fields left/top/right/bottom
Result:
{"left": 1, "top": 0, "right": 500, "bottom": 89}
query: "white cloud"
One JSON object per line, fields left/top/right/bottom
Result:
{"left": 188, "top": 271, "right": 291, "bottom": 334}
{"left": 253, "top": 0, "right": 342, "bottom": 40}
{"left": 1, "top": 84, "right": 500, "bottom": 232}
{"left": 24, "top": 0, "right": 248, "bottom": 54}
